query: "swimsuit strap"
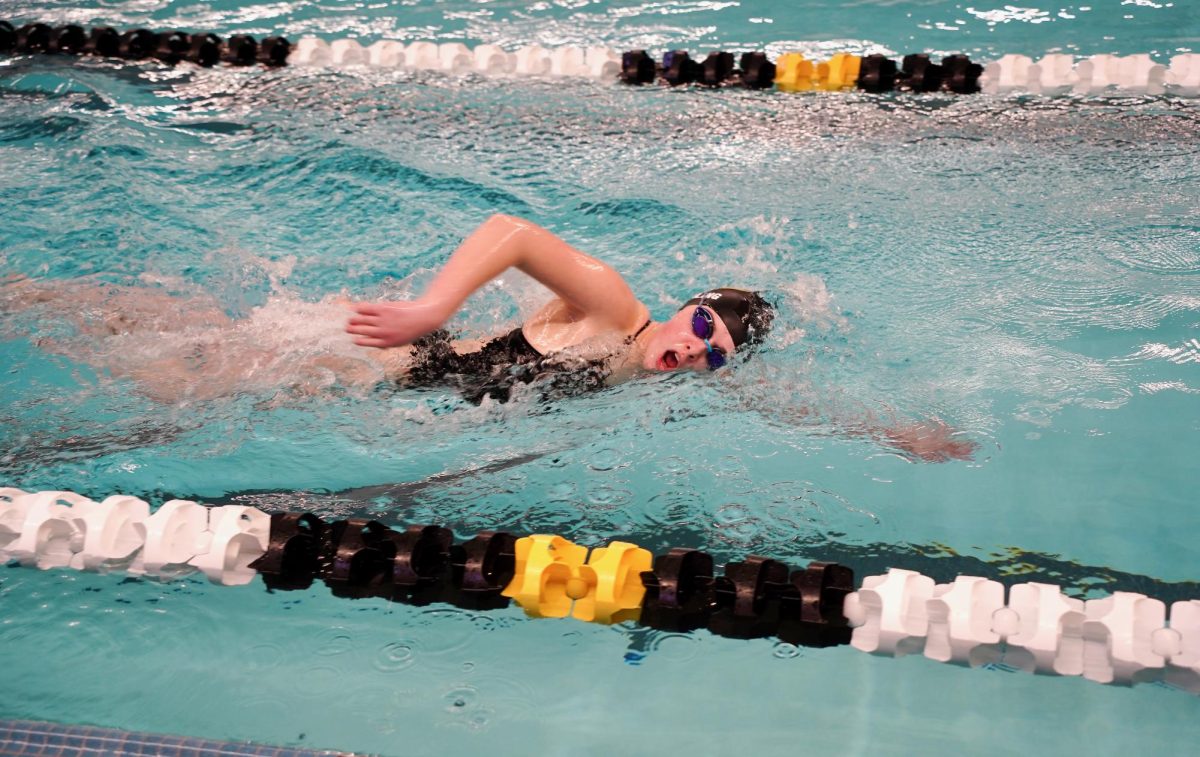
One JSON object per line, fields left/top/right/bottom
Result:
{"left": 629, "top": 318, "right": 652, "bottom": 341}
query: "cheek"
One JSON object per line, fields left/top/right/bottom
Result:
{"left": 647, "top": 330, "right": 677, "bottom": 355}
{"left": 641, "top": 335, "right": 666, "bottom": 369}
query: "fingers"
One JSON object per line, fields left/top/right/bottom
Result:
{"left": 345, "top": 301, "right": 405, "bottom": 347}
{"left": 346, "top": 325, "right": 386, "bottom": 338}
{"left": 345, "top": 316, "right": 378, "bottom": 335}
{"left": 351, "top": 336, "right": 390, "bottom": 348}
{"left": 955, "top": 439, "right": 980, "bottom": 460}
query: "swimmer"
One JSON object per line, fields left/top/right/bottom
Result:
{"left": 346, "top": 213, "right": 773, "bottom": 405}
{"left": 2, "top": 214, "right": 974, "bottom": 460}
{"left": 345, "top": 214, "right": 975, "bottom": 461}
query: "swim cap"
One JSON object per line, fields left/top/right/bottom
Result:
{"left": 682, "top": 288, "right": 774, "bottom": 348}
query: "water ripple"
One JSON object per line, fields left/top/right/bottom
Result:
{"left": 373, "top": 640, "right": 418, "bottom": 673}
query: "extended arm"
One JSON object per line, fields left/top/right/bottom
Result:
{"left": 742, "top": 392, "right": 976, "bottom": 463}
{"left": 346, "top": 214, "right": 645, "bottom": 348}
{"left": 877, "top": 418, "right": 977, "bottom": 462}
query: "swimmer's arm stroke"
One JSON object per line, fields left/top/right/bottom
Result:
{"left": 733, "top": 384, "right": 977, "bottom": 463}
{"left": 346, "top": 214, "right": 645, "bottom": 348}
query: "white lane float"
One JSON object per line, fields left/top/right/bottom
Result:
{"left": 329, "top": 39, "right": 367, "bottom": 67}
{"left": 367, "top": 40, "right": 405, "bottom": 68}
{"left": 1, "top": 490, "right": 268, "bottom": 585}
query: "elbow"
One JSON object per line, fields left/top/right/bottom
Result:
{"left": 485, "top": 212, "right": 521, "bottom": 228}
{"left": 481, "top": 213, "right": 536, "bottom": 251}
{"left": 484, "top": 213, "right": 536, "bottom": 235}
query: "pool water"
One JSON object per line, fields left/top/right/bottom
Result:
{"left": 2, "top": 1, "right": 1199, "bottom": 754}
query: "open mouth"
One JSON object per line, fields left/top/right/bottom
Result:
{"left": 660, "top": 350, "right": 679, "bottom": 370}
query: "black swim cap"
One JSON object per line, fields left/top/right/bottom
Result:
{"left": 682, "top": 288, "right": 774, "bottom": 349}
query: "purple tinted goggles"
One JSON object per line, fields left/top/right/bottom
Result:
{"left": 691, "top": 307, "right": 727, "bottom": 370}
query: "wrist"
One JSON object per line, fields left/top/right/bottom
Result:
{"left": 415, "top": 294, "right": 457, "bottom": 324}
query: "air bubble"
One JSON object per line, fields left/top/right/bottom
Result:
{"left": 546, "top": 481, "right": 576, "bottom": 501}
{"left": 373, "top": 641, "right": 417, "bottom": 672}
{"left": 313, "top": 627, "right": 354, "bottom": 656}
{"left": 585, "top": 483, "right": 631, "bottom": 510}
{"left": 443, "top": 685, "right": 478, "bottom": 712}
{"left": 588, "top": 446, "right": 624, "bottom": 471}
{"left": 773, "top": 642, "right": 801, "bottom": 659}
{"left": 648, "top": 632, "right": 702, "bottom": 662}
{"left": 715, "top": 503, "right": 752, "bottom": 524}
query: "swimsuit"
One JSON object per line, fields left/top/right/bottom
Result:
{"left": 405, "top": 320, "right": 651, "bottom": 404}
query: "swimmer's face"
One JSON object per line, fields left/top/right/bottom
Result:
{"left": 643, "top": 305, "right": 737, "bottom": 372}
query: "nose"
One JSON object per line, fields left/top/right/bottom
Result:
{"left": 681, "top": 337, "right": 707, "bottom": 365}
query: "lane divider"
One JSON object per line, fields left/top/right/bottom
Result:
{"left": 2, "top": 488, "right": 1198, "bottom": 692}
{"left": 2, "top": 20, "right": 1199, "bottom": 96}
{"left": 0, "top": 21, "right": 289, "bottom": 67}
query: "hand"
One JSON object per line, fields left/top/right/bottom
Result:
{"left": 345, "top": 298, "right": 449, "bottom": 348}
{"left": 885, "top": 419, "right": 978, "bottom": 463}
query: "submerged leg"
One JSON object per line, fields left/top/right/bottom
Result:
{"left": 3, "top": 278, "right": 410, "bottom": 403}
{"left": 0, "top": 275, "right": 233, "bottom": 337}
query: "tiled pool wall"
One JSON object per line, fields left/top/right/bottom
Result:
{"left": 0, "top": 719, "right": 354, "bottom": 757}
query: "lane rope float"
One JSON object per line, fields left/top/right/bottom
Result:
{"left": 2, "top": 20, "right": 1199, "bottom": 96}
{"left": 1, "top": 488, "right": 1198, "bottom": 693}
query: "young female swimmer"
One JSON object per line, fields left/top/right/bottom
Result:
{"left": 346, "top": 213, "right": 772, "bottom": 405}
{"left": 346, "top": 214, "right": 975, "bottom": 461}
{"left": 2, "top": 214, "right": 972, "bottom": 460}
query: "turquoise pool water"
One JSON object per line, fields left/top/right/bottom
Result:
{"left": 2, "top": 1, "right": 1199, "bottom": 754}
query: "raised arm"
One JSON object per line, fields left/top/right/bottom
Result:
{"left": 346, "top": 214, "right": 644, "bottom": 348}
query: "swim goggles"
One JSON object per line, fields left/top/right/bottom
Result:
{"left": 691, "top": 307, "right": 728, "bottom": 370}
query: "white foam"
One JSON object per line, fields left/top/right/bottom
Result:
{"left": 781, "top": 273, "right": 846, "bottom": 336}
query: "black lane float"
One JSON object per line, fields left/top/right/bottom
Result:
{"left": 0, "top": 20, "right": 289, "bottom": 67}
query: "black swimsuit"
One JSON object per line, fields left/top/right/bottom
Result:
{"left": 405, "top": 320, "right": 651, "bottom": 404}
